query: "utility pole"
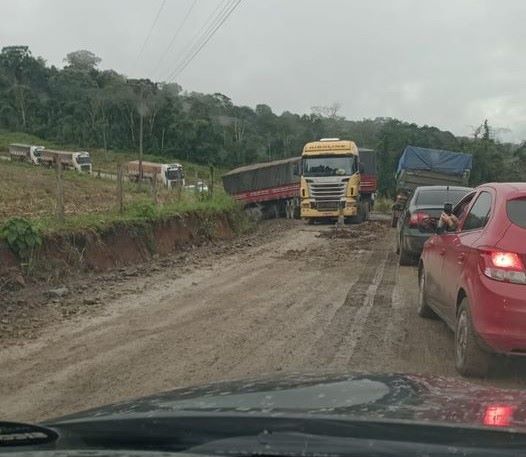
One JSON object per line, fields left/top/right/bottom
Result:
{"left": 139, "top": 93, "right": 144, "bottom": 182}
{"left": 116, "top": 164, "right": 124, "bottom": 214}
{"left": 55, "top": 155, "right": 65, "bottom": 223}
{"left": 127, "top": 78, "right": 157, "bottom": 186}
{"left": 209, "top": 165, "right": 215, "bottom": 199}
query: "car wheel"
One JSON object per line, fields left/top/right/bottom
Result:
{"left": 417, "top": 271, "right": 437, "bottom": 319}
{"left": 455, "top": 298, "right": 491, "bottom": 378}
{"left": 398, "top": 238, "right": 413, "bottom": 265}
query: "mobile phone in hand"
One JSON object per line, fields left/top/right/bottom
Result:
{"left": 444, "top": 202, "right": 453, "bottom": 216}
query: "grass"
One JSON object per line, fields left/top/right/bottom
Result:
{"left": 0, "top": 160, "right": 240, "bottom": 235}
{"left": 0, "top": 131, "right": 243, "bottom": 239}
{"left": 0, "top": 160, "right": 143, "bottom": 222}
{"left": 35, "top": 192, "right": 239, "bottom": 234}
{"left": 0, "top": 131, "right": 57, "bottom": 152}
{"left": 374, "top": 197, "right": 393, "bottom": 213}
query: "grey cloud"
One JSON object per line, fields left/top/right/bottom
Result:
{"left": 1, "top": 0, "right": 525, "bottom": 142}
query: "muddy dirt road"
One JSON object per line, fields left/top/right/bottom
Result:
{"left": 1, "top": 218, "right": 525, "bottom": 422}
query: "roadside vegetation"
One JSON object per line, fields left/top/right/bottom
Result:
{"left": 0, "top": 160, "right": 242, "bottom": 243}
{"left": 373, "top": 198, "right": 392, "bottom": 213}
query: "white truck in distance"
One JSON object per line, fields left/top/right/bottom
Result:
{"left": 9, "top": 143, "right": 45, "bottom": 165}
{"left": 127, "top": 161, "right": 185, "bottom": 188}
{"left": 40, "top": 149, "right": 93, "bottom": 173}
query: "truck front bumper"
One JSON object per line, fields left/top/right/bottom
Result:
{"left": 301, "top": 206, "right": 358, "bottom": 218}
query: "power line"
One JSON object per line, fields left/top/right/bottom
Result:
{"left": 152, "top": 0, "right": 198, "bottom": 78}
{"left": 171, "top": 0, "right": 242, "bottom": 79}
{"left": 163, "top": 0, "right": 232, "bottom": 80}
{"left": 167, "top": 0, "right": 243, "bottom": 81}
{"left": 169, "top": 0, "right": 237, "bottom": 79}
{"left": 136, "top": 0, "right": 168, "bottom": 60}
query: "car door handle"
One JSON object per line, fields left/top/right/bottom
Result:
{"left": 457, "top": 253, "right": 465, "bottom": 263}
{"left": 439, "top": 249, "right": 446, "bottom": 256}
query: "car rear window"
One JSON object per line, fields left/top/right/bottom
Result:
{"left": 507, "top": 198, "right": 526, "bottom": 228}
{"left": 415, "top": 190, "right": 468, "bottom": 206}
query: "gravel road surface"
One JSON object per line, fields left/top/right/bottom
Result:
{"left": 1, "top": 217, "right": 525, "bottom": 422}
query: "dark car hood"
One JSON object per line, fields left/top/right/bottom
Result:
{"left": 49, "top": 373, "right": 526, "bottom": 432}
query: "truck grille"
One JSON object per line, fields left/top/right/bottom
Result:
{"left": 308, "top": 182, "right": 346, "bottom": 212}
{"left": 80, "top": 165, "right": 91, "bottom": 172}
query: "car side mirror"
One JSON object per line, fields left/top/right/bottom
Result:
{"left": 435, "top": 223, "right": 446, "bottom": 235}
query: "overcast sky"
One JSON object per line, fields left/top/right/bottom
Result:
{"left": 1, "top": 0, "right": 525, "bottom": 142}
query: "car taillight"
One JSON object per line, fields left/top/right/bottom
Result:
{"left": 409, "top": 211, "right": 430, "bottom": 228}
{"left": 483, "top": 404, "right": 515, "bottom": 427}
{"left": 479, "top": 249, "right": 526, "bottom": 285}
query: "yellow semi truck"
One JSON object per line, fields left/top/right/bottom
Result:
{"left": 300, "top": 138, "right": 369, "bottom": 223}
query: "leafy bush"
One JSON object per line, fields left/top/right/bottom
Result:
{"left": 0, "top": 217, "right": 42, "bottom": 258}
{"left": 129, "top": 201, "right": 157, "bottom": 220}
{"left": 374, "top": 197, "right": 393, "bottom": 214}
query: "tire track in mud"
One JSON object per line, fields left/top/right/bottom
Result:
{"left": 308, "top": 241, "right": 390, "bottom": 369}
{"left": 343, "top": 251, "right": 399, "bottom": 370}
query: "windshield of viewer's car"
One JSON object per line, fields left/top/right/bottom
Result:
{"left": 303, "top": 156, "right": 357, "bottom": 177}
{"left": 4, "top": 0, "right": 526, "bottom": 447}
{"left": 416, "top": 189, "right": 469, "bottom": 206}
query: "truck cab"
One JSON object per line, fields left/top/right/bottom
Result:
{"left": 30, "top": 145, "right": 45, "bottom": 165}
{"left": 73, "top": 152, "right": 92, "bottom": 173}
{"left": 164, "top": 163, "right": 185, "bottom": 188}
{"left": 8, "top": 143, "right": 44, "bottom": 165}
{"left": 300, "top": 139, "right": 365, "bottom": 222}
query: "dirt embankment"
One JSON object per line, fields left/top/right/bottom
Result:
{"left": 0, "top": 212, "right": 238, "bottom": 277}
{"left": 0, "top": 210, "right": 247, "bottom": 346}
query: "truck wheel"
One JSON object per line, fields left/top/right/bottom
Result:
{"left": 363, "top": 202, "right": 370, "bottom": 221}
{"left": 455, "top": 299, "right": 491, "bottom": 378}
{"left": 417, "top": 271, "right": 437, "bottom": 319}
{"left": 350, "top": 206, "right": 365, "bottom": 224}
{"left": 293, "top": 205, "right": 301, "bottom": 219}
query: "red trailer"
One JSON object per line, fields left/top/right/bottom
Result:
{"left": 358, "top": 148, "right": 378, "bottom": 211}
{"left": 222, "top": 157, "right": 301, "bottom": 219}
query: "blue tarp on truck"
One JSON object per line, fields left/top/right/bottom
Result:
{"left": 397, "top": 146, "right": 473, "bottom": 176}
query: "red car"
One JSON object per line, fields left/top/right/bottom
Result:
{"left": 418, "top": 183, "right": 526, "bottom": 377}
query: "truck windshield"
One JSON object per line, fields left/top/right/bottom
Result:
{"left": 303, "top": 156, "right": 357, "bottom": 177}
{"left": 166, "top": 169, "right": 183, "bottom": 180}
{"left": 33, "top": 148, "right": 43, "bottom": 157}
{"left": 76, "top": 156, "right": 91, "bottom": 164}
